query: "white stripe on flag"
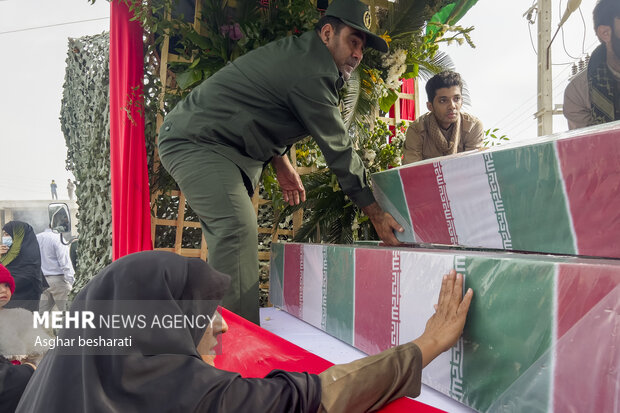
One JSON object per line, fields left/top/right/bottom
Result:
{"left": 301, "top": 244, "right": 324, "bottom": 329}
{"left": 553, "top": 141, "right": 578, "bottom": 254}
{"left": 398, "top": 251, "right": 457, "bottom": 395}
{"left": 439, "top": 156, "right": 505, "bottom": 249}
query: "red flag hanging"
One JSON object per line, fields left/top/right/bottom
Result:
{"left": 109, "top": 1, "right": 153, "bottom": 259}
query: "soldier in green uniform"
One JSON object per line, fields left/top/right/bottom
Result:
{"left": 158, "top": 0, "right": 404, "bottom": 324}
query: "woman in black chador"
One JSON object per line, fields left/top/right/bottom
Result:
{"left": 0, "top": 221, "right": 47, "bottom": 312}
{"left": 17, "top": 251, "right": 471, "bottom": 412}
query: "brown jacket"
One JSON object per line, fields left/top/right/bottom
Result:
{"left": 402, "top": 112, "right": 484, "bottom": 165}
{"left": 319, "top": 342, "right": 422, "bottom": 412}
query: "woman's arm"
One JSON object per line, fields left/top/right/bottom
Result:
{"left": 318, "top": 270, "right": 472, "bottom": 413}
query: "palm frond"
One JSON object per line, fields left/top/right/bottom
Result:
{"left": 387, "top": 0, "right": 447, "bottom": 40}
{"left": 341, "top": 68, "right": 376, "bottom": 136}
{"left": 414, "top": 50, "right": 455, "bottom": 80}
{"left": 272, "top": 170, "right": 361, "bottom": 243}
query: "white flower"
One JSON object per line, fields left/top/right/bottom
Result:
{"left": 382, "top": 49, "right": 408, "bottom": 90}
{"left": 363, "top": 149, "right": 376, "bottom": 165}
{"left": 382, "top": 48, "right": 407, "bottom": 67}
{"left": 385, "top": 63, "right": 406, "bottom": 89}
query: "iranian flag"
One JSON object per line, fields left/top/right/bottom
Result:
{"left": 270, "top": 242, "right": 620, "bottom": 412}
{"left": 373, "top": 123, "right": 620, "bottom": 259}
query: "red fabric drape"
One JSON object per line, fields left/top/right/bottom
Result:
{"left": 215, "top": 308, "right": 445, "bottom": 412}
{"left": 388, "top": 78, "right": 417, "bottom": 122}
{"left": 388, "top": 78, "right": 416, "bottom": 142}
{"left": 109, "top": 1, "right": 153, "bottom": 260}
{"left": 400, "top": 78, "right": 416, "bottom": 121}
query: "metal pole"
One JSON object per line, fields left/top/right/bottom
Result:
{"left": 537, "top": 0, "right": 553, "bottom": 136}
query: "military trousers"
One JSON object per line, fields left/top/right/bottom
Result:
{"left": 159, "top": 139, "right": 259, "bottom": 324}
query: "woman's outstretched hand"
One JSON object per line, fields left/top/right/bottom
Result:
{"left": 413, "top": 269, "right": 473, "bottom": 367}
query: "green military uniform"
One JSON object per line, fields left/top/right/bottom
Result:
{"left": 159, "top": 31, "right": 376, "bottom": 324}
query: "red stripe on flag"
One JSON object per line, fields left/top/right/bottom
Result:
{"left": 354, "top": 249, "right": 397, "bottom": 354}
{"left": 399, "top": 162, "right": 453, "bottom": 244}
{"left": 556, "top": 263, "right": 620, "bottom": 337}
{"left": 283, "top": 243, "right": 302, "bottom": 318}
{"left": 554, "top": 263, "right": 620, "bottom": 411}
{"left": 555, "top": 130, "right": 620, "bottom": 257}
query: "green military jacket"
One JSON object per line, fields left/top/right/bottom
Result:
{"left": 159, "top": 31, "right": 375, "bottom": 207}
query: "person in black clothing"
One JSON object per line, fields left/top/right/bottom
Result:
{"left": 0, "top": 265, "right": 38, "bottom": 413}
{"left": 0, "top": 221, "right": 48, "bottom": 312}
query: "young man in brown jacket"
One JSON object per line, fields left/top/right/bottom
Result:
{"left": 402, "top": 71, "right": 484, "bottom": 164}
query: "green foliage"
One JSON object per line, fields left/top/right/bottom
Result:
{"left": 380, "top": 0, "right": 446, "bottom": 41}
{"left": 426, "top": 0, "right": 479, "bottom": 40}
{"left": 282, "top": 170, "right": 362, "bottom": 244}
{"left": 294, "top": 136, "right": 325, "bottom": 169}
{"left": 60, "top": 33, "right": 113, "bottom": 290}
{"left": 128, "top": 0, "right": 320, "bottom": 200}
{"left": 283, "top": 119, "right": 406, "bottom": 243}
{"left": 341, "top": 68, "right": 381, "bottom": 139}
{"left": 129, "top": 0, "right": 318, "bottom": 98}
{"left": 379, "top": 87, "right": 399, "bottom": 113}
{"left": 85, "top": 0, "right": 478, "bottom": 249}
{"left": 483, "top": 127, "right": 510, "bottom": 147}
{"left": 357, "top": 119, "right": 407, "bottom": 173}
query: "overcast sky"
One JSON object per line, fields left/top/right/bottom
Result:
{"left": 0, "top": 0, "right": 109, "bottom": 201}
{"left": 436, "top": 0, "right": 600, "bottom": 141}
{"left": 0, "top": 0, "right": 601, "bottom": 200}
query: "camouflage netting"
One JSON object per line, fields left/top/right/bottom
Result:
{"left": 60, "top": 33, "right": 113, "bottom": 291}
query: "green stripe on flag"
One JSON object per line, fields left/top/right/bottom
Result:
{"left": 324, "top": 245, "right": 355, "bottom": 345}
{"left": 461, "top": 256, "right": 554, "bottom": 412}
{"left": 489, "top": 144, "right": 576, "bottom": 254}
{"left": 372, "top": 170, "right": 412, "bottom": 229}
{"left": 269, "top": 242, "right": 285, "bottom": 308}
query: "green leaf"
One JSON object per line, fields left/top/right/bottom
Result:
{"left": 402, "top": 68, "right": 418, "bottom": 79}
{"left": 176, "top": 69, "right": 203, "bottom": 90}
{"left": 188, "top": 57, "right": 201, "bottom": 70}
{"left": 186, "top": 30, "right": 211, "bottom": 50}
{"left": 379, "top": 88, "right": 399, "bottom": 113}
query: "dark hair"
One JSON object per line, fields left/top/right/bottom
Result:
{"left": 593, "top": 0, "right": 620, "bottom": 29}
{"left": 425, "top": 71, "right": 463, "bottom": 102}
{"left": 315, "top": 16, "right": 346, "bottom": 34}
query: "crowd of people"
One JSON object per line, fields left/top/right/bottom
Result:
{"left": 0, "top": 219, "right": 75, "bottom": 411}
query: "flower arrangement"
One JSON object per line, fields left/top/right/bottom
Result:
{"left": 382, "top": 48, "right": 408, "bottom": 90}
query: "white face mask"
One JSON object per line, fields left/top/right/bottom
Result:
{"left": 2, "top": 236, "right": 13, "bottom": 248}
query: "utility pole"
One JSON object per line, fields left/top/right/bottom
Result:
{"left": 536, "top": 0, "right": 553, "bottom": 136}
